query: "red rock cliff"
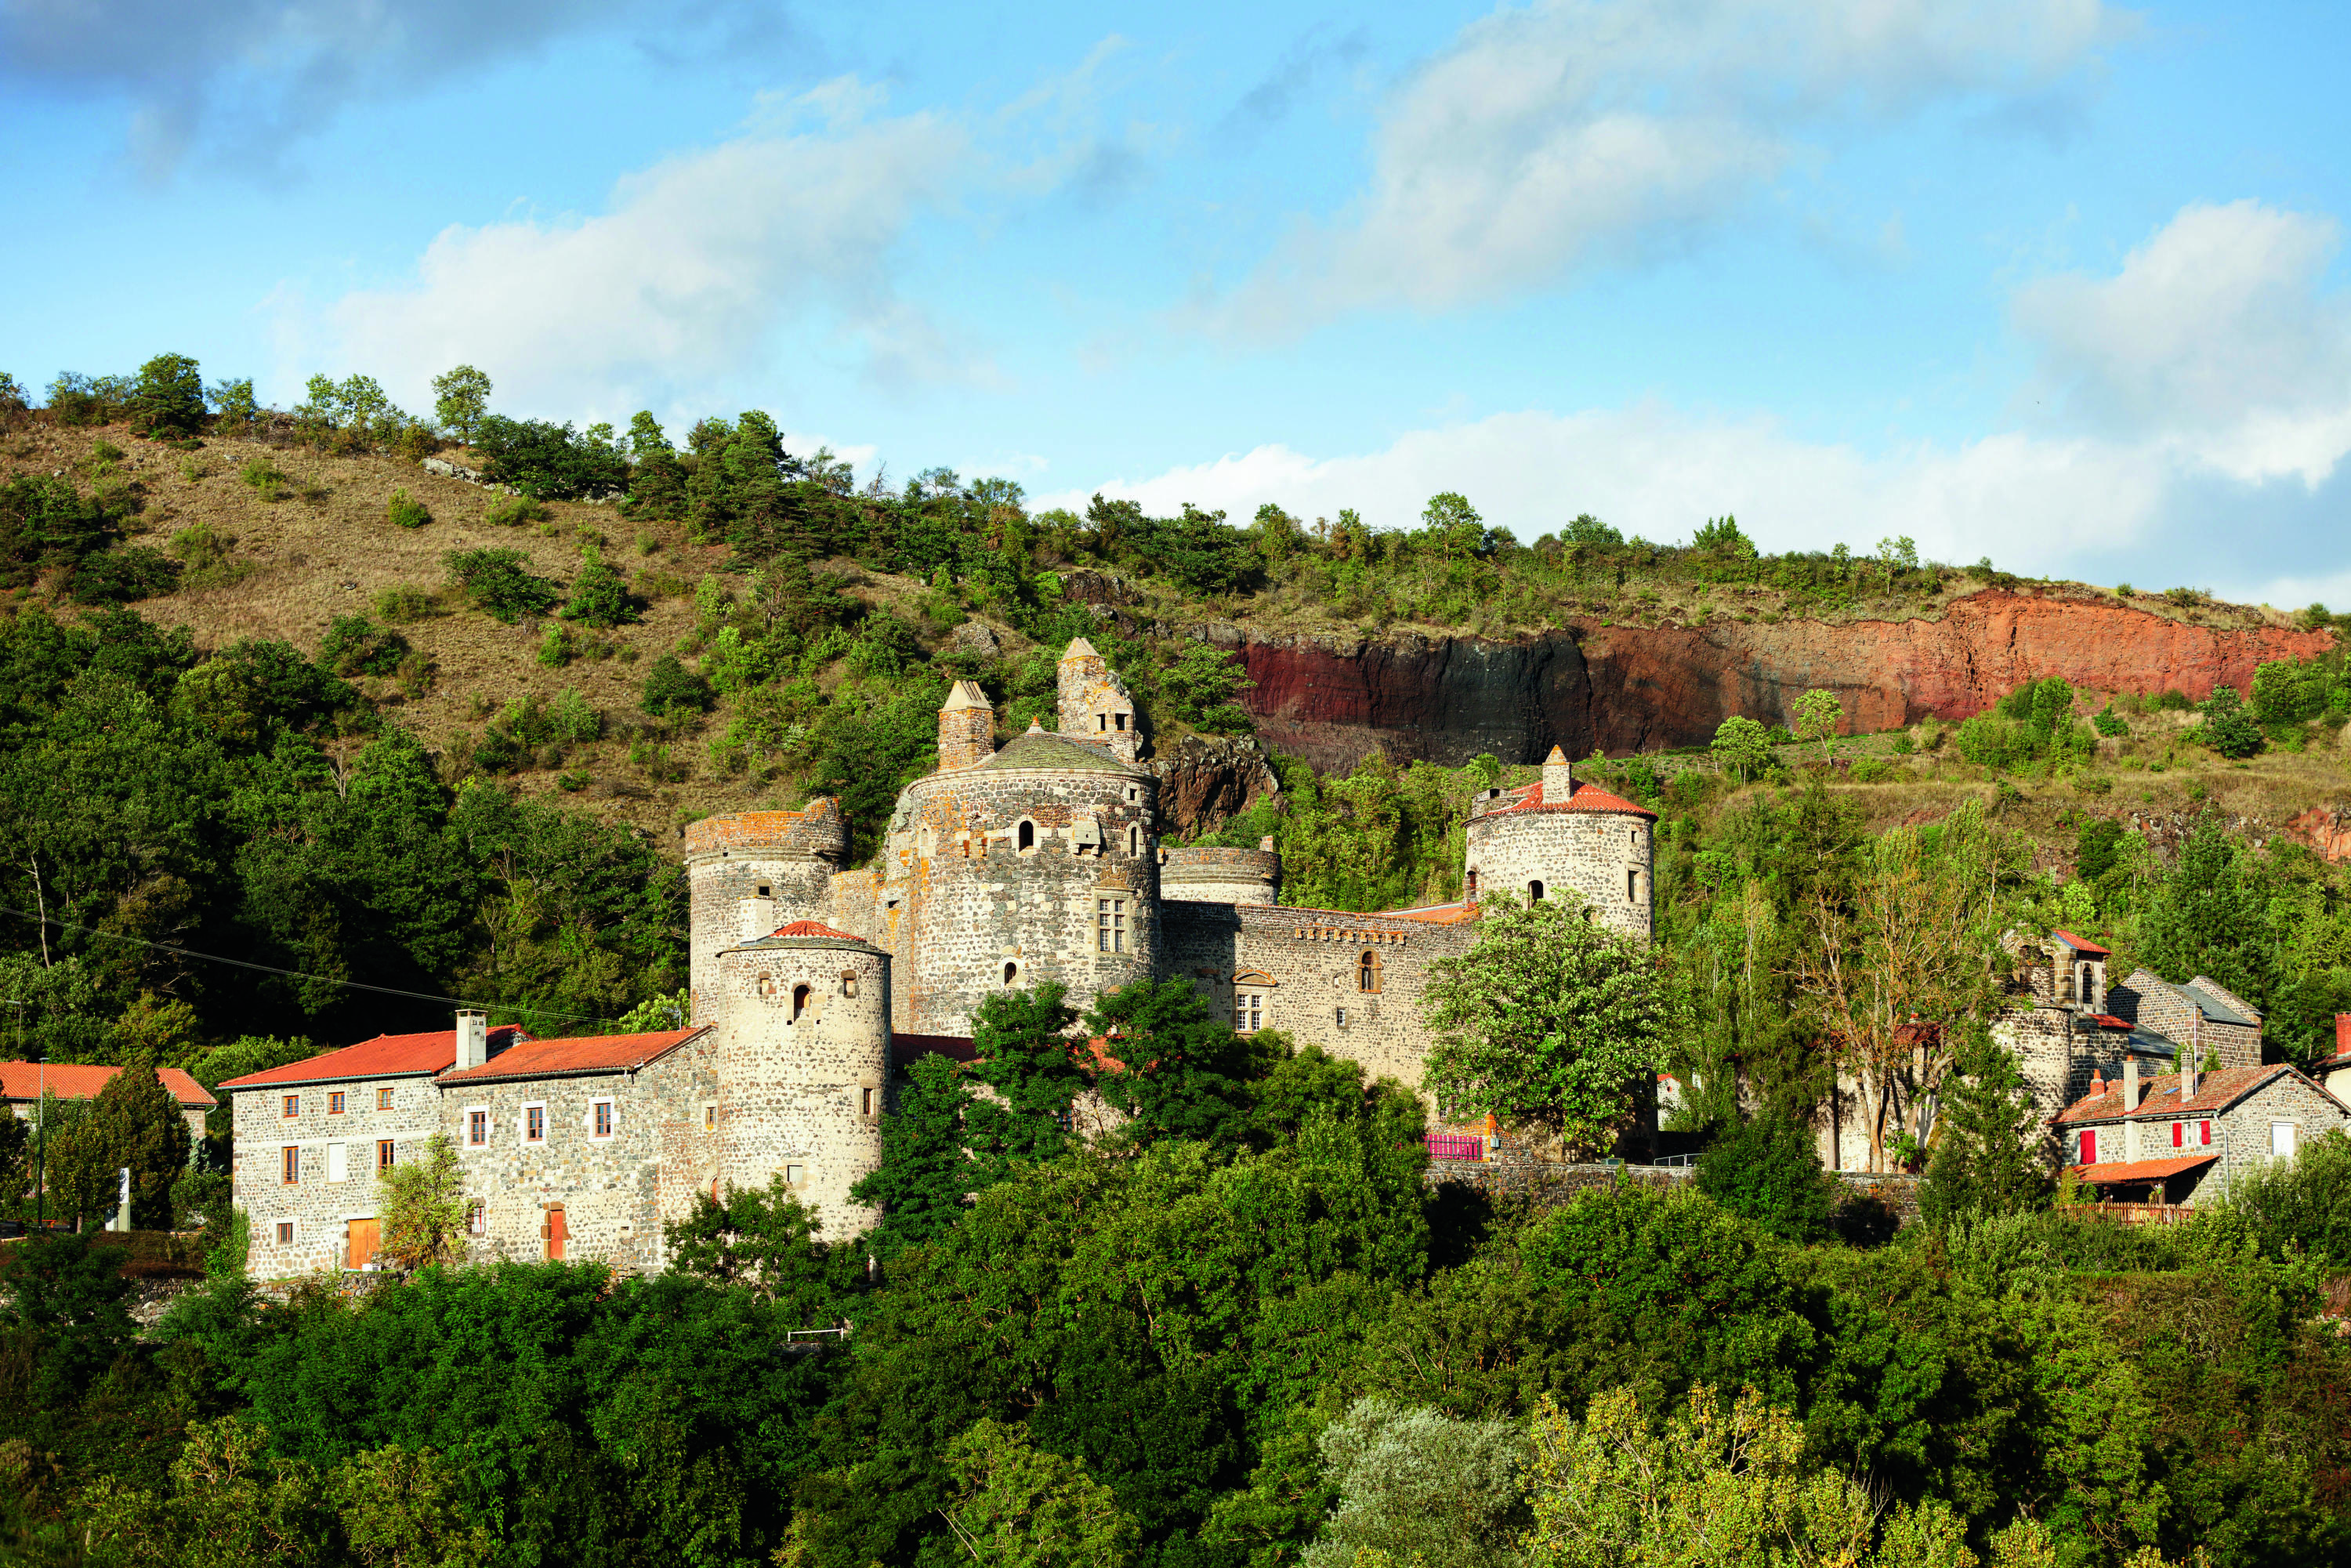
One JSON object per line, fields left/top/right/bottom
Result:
{"left": 1222, "top": 591, "right": 2332, "bottom": 771}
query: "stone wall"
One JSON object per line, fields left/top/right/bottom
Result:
{"left": 708, "top": 932, "right": 891, "bottom": 1234}
{"left": 2204, "top": 1073, "right": 2348, "bottom": 1202}
{"left": 1465, "top": 807, "right": 1653, "bottom": 941}
{"left": 449, "top": 1044, "right": 717, "bottom": 1274}
{"left": 1057, "top": 640, "right": 1142, "bottom": 763}
{"left": 1164, "top": 902, "right": 1478, "bottom": 1094}
{"left": 230, "top": 1074, "right": 444, "bottom": 1279}
{"left": 2106, "top": 969, "right": 2261, "bottom": 1069}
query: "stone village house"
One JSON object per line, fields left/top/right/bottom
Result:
{"left": 2, "top": 1060, "right": 215, "bottom": 1150}
{"left": 226, "top": 643, "right": 1665, "bottom": 1276}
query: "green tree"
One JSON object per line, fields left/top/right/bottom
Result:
{"left": 1085, "top": 979, "right": 1252, "bottom": 1150}
{"left": 127, "top": 353, "right": 207, "bottom": 440}
{"left": 431, "top": 365, "right": 493, "bottom": 445}
{"left": 850, "top": 1052, "right": 979, "bottom": 1255}
{"left": 48, "top": 1050, "right": 190, "bottom": 1229}
{"left": 444, "top": 547, "right": 560, "bottom": 622}
{"left": 942, "top": 1418, "right": 1137, "bottom": 1568}
{"left": 665, "top": 1171, "right": 853, "bottom": 1319}
{"left": 2198, "top": 684, "right": 2264, "bottom": 759}
{"left": 1791, "top": 689, "right": 1842, "bottom": 764}
{"left": 1694, "top": 1114, "right": 1837, "bottom": 1243}
{"left": 1712, "top": 715, "right": 1775, "bottom": 782}
{"left": 2139, "top": 818, "right": 2274, "bottom": 1012}
{"left": 379, "top": 1133, "right": 467, "bottom": 1271}
{"left": 1918, "top": 1032, "right": 2054, "bottom": 1226}
{"left": 965, "top": 983, "right": 1087, "bottom": 1177}
{"left": 561, "top": 545, "right": 639, "bottom": 628}
{"left": 1301, "top": 1397, "right": 1527, "bottom": 1568}
{"left": 1157, "top": 643, "right": 1254, "bottom": 733}
{"left": 1422, "top": 896, "right": 1686, "bottom": 1154}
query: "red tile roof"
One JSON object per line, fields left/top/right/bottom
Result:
{"left": 437, "top": 1028, "right": 707, "bottom": 1085}
{"left": 0, "top": 1061, "right": 214, "bottom": 1109}
{"left": 1487, "top": 777, "right": 1658, "bottom": 820}
{"left": 2066, "top": 1154, "right": 2217, "bottom": 1184}
{"left": 2088, "top": 1014, "right": 2132, "bottom": 1029}
{"left": 2055, "top": 1063, "right": 2325, "bottom": 1124}
{"left": 217, "top": 1026, "right": 529, "bottom": 1090}
{"left": 766, "top": 920, "right": 864, "bottom": 941}
{"left": 2052, "top": 929, "right": 2112, "bottom": 956}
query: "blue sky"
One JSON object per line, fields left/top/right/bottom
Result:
{"left": 4, "top": 1, "right": 2349, "bottom": 603}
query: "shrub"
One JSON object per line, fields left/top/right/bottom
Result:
{"left": 552, "top": 686, "right": 603, "bottom": 742}
{"left": 67, "top": 546, "right": 182, "bottom": 603}
{"left": 639, "top": 654, "right": 714, "bottom": 716}
{"left": 472, "top": 415, "right": 629, "bottom": 500}
{"left": 372, "top": 585, "right": 438, "bottom": 623}
{"left": 2164, "top": 585, "right": 2210, "bottom": 607}
{"left": 537, "top": 623, "right": 575, "bottom": 667}
{"left": 561, "top": 545, "right": 639, "bottom": 628}
{"left": 318, "top": 614, "right": 409, "bottom": 677}
{"left": 484, "top": 493, "right": 551, "bottom": 527}
{"left": 45, "top": 371, "right": 135, "bottom": 426}
{"left": 1694, "top": 1114, "right": 1837, "bottom": 1243}
{"left": 239, "top": 456, "right": 286, "bottom": 502}
{"left": 2093, "top": 704, "right": 2128, "bottom": 737}
{"left": 385, "top": 489, "right": 431, "bottom": 529}
{"left": 1302, "top": 1396, "right": 1527, "bottom": 1568}
{"left": 444, "top": 547, "right": 560, "bottom": 622}
{"left": 2198, "top": 1128, "right": 2351, "bottom": 1269}
{"left": 1846, "top": 756, "right": 1894, "bottom": 783}
{"left": 170, "top": 522, "right": 248, "bottom": 589}
{"left": 2198, "top": 684, "right": 2264, "bottom": 759}
{"left": 2156, "top": 688, "right": 2193, "bottom": 712}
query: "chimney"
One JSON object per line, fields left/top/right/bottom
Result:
{"left": 2185, "top": 1015, "right": 2201, "bottom": 1101}
{"left": 2337, "top": 1013, "right": 2351, "bottom": 1058}
{"left": 1541, "top": 744, "right": 1574, "bottom": 802}
{"left": 739, "top": 893, "right": 777, "bottom": 945}
{"left": 2122, "top": 1056, "right": 2141, "bottom": 1113}
{"left": 937, "top": 680, "right": 994, "bottom": 770}
{"left": 455, "top": 1009, "right": 489, "bottom": 1071}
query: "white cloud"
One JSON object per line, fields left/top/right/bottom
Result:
{"left": 2012, "top": 199, "right": 2351, "bottom": 483}
{"left": 1208, "top": 0, "right": 2128, "bottom": 335}
{"left": 309, "top": 79, "right": 979, "bottom": 425}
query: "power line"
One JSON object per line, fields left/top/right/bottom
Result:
{"left": 0, "top": 905, "right": 620, "bottom": 1027}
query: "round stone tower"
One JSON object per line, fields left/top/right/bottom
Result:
{"left": 683, "top": 803, "right": 849, "bottom": 1024}
{"left": 885, "top": 718, "right": 1162, "bottom": 1035}
{"left": 1159, "top": 842, "right": 1281, "bottom": 905}
{"left": 1463, "top": 747, "right": 1656, "bottom": 941}
{"left": 708, "top": 919, "right": 891, "bottom": 1235}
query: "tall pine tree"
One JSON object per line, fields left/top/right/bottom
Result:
{"left": 2140, "top": 817, "right": 2274, "bottom": 1013}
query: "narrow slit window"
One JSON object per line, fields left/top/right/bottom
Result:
{"left": 860, "top": 1087, "right": 876, "bottom": 1116}
{"left": 1627, "top": 869, "right": 1638, "bottom": 903}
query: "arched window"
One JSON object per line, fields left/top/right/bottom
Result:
{"left": 1003, "top": 961, "right": 1020, "bottom": 987}
{"left": 840, "top": 971, "right": 859, "bottom": 998}
{"left": 1017, "top": 820, "right": 1036, "bottom": 852}
{"left": 791, "top": 983, "right": 810, "bottom": 1020}
{"left": 757, "top": 973, "right": 776, "bottom": 998}
{"left": 1528, "top": 879, "right": 1545, "bottom": 902}
{"left": 1127, "top": 825, "right": 1140, "bottom": 856}
{"left": 1358, "top": 951, "right": 1382, "bottom": 994}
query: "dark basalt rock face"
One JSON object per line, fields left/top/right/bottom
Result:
{"left": 1148, "top": 733, "right": 1280, "bottom": 838}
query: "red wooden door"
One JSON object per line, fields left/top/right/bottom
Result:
{"left": 543, "top": 1205, "right": 567, "bottom": 1260}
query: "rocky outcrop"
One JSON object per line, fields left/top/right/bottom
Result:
{"left": 1216, "top": 592, "right": 2332, "bottom": 770}
{"left": 1149, "top": 733, "right": 1280, "bottom": 838}
{"left": 2285, "top": 806, "right": 2351, "bottom": 864}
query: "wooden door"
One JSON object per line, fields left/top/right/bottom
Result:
{"left": 543, "top": 1205, "right": 567, "bottom": 1260}
{"left": 346, "top": 1217, "right": 380, "bottom": 1271}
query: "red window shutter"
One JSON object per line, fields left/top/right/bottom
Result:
{"left": 2200, "top": 1120, "right": 2212, "bottom": 1146}
{"left": 2172, "top": 1122, "right": 2183, "bottom": 1148}
{"left": 2081, "top": 1129, "right": 2096, "bottom": 1164}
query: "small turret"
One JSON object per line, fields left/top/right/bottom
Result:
{"left": 1058, "top": 637, "right": 1141, "bottom": 762}
{"left": 938, "top": 680, "right": 994, "bottom": 770}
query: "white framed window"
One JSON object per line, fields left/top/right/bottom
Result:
{"left": 2272, "top": 1121, "right": 2298, "bottom": 1161}
{"left": 785, "top": 1163, "right": 806, "bottom": 1186}
{"left": 327, "top": 1143, "right": 349, "bottom": 1182}
{"left": 523, "top": 1102, "right": 547, "bottom": 1145}
{"left": 590, "top": 1099, "right": 615, "bottom": 1140}
{"left": 1097, "top": 898, "right": 1126, "bottom": 953}
{"left": 465, "top": 1107, "right": 490, "bottom": 1148}
{"left": 1234, "top": 991, "right": 1265, "bottom": 1033}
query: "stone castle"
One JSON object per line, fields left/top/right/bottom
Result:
{"left": 224, "top": 640, "right": 1656, "bottom": 1276}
